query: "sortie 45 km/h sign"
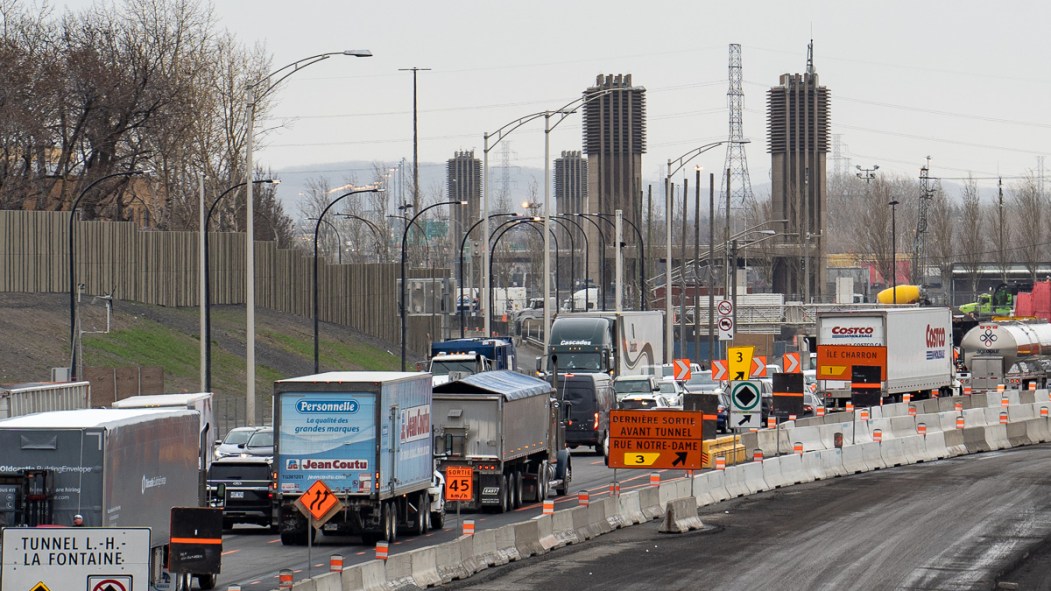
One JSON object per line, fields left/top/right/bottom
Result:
{"left": 608, "top": 409, "right": 703, "bottom": 470}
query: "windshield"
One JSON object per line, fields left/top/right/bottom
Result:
{"left": 430, "top": 360, "right": 476, "bottom": 376}
{"left": 551, "top": 352, "right": 602, "bottom": 372}
{"left": 615, "top": 380, "right": 652, "bottom": 394}
{"left": 658, "top": 382, "right": 679, "bottom": 394}
{"left": 687, "top": 373, "right": 717, "bottom": 387}
{"left": 246, "top": 430, "right": 273, "bottom": 447}
{"left": 223, "top": 429, "right": 255, "bottom": 445}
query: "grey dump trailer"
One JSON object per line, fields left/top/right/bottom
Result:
{"left": 0, "top": 408, "right": 214, "bottom": 588}
{"left": 433, "top": 370, "right": 571, "bottom": 512}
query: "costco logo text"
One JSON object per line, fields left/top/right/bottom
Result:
{"left": 831, "top": 326, "right": 875, "bottom": 336}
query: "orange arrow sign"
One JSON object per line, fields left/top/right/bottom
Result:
{"left": 751, "top": 356, "right": 767, "bottom": 377}
{"left": 712, "top": 359, "right": 728, "bottom": 380}
{"left": 783, "top": 352, "right": 801, "bottom": 373}
{"left": 673, "top": 358, "right": 692, "bottom": 381}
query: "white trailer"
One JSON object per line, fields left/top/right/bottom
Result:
{"left": 816, "top": 307, "right": 954, "bottom": 404}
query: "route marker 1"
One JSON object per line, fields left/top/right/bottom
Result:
{"left": 608, "top": 409, "right": 703, "bottom": 470}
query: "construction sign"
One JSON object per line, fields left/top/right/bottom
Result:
{"left": 772, "top": 373, "right": 805, "bottom": 420}
{"left": 727, "top": 346, "right": 755, "bottom": 381}
{"left": 673, "top": 359, "right": 692, "bottom": 381}
{"left": 817, "top": 345, "right": 887, "bottom": 381}
{"left": 711, "top": 360, "right": 728, "bottom": 380}
{"left": 444, "top": 466, "right": 474, "bottom": 502}
{"left": 608, "top": 410, "right": 703, "bottom": 470}
{"left": 783, "top": 352, "right": 802, "bottom": 373}
{"left": 751, "top": 356, "right": 768, "bottom": 378}
{"left": 296, "top": 479, "right": 343, "bottom": 527}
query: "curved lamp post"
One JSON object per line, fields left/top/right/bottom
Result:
{"left": 244, "top": 49, "right": 371, "bottom": 425}
{"left": 337, "top": 214, "right": 386, "bottom": 262}
{"left": 488, "top": 218, "right": 551, "bottom": 333}
{"left": 545, "top": 216, "right": 576, "bottom": 313}
{"left": 584, "top": 212, "right": 646, "bottom": 310}
{"left": 575, "top": 213, "right": 607, "bottom": 310}
{"left": 459, "top": 213, "right": 518, "bottom": 338}
{"left": 401, "top": 200, "right": 466, "bottom": 370}
{"left": 202, "top": 179, "right": 277, "bottom": 391}
{"left": 552, "top": 215, "right": 590, "bottom": 311}
{"left": 664, "top": 139, "right": 749, "bottom": 361}
{"left": 68, "top": 170, "right": 144, "bottom": 380}
{"left": 313, "top": 186, "right": 384, "bottom": 373}
{"left": 309, "top": 217, "right": 344, "bottom": 265}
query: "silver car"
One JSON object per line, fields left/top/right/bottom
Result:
{"left": 213, "top": 426, "right": 262, "bottom": 460}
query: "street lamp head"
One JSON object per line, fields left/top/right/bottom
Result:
{"left": 459, "top": 200, "right": 469, "bottom": 205}
{"left": 873, "top": 165, "right": 880, "bottom": 170}
{"left": 342, "top": 49, "right": 373, "bottom": 57}
{"left": 263, "top": 179, "right": 281, "bottom": 185}
{"left": 735, "top": 139, "right": 752, "bottom": 144}
{"left": 522, "top": 200, "right": 531, "bottom": 209}
{"left": 856, "top": 164, "right": 862, "bottom": 170}
{"left": 888, "top": 200, "right": 900, "bottom": 206}
{"left": 757, "top": 229, "right": 776, "bottom": 235}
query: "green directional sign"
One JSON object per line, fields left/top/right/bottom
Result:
{"left": 729, "top": 381, "right": 761, "bottom": 412}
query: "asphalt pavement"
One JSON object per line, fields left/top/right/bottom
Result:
{"left": 448, "top": 444, "right": 1051, "bottom": 591}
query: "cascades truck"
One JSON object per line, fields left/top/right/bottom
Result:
{"left": 0, "top": 408, "right": 215, "bottom": 588}
{"left": 273, "top": 372, "right": 444, "bottom": 546}
{"left": 432, "top": 370, "right": 570, "bottom": 512}
{"left": 538, "top": 310, "right": 664, "bottom": 378}
{"left": 816, "top": 307, "right": 955, "bottom": 406}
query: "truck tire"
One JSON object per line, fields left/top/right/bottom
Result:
{"left": 555, "top": 454, "right": 571, "bottom": 496}
{"left": 430, "top": 501, "right": 446, "bottom": 530}
{"left": 384, "top": 501, "right": 398, "bottom": 543}
{"left": 536, "top": 461, "right": 549, "bottom": 501}
{"left": 499, "top": 475, "right": 510, "bottom": 513}
{"left": 195, "top": 573, "right": 217, "bottom": 590}
{"left": 413, "top": 491, "right": 428, "bottom": 535}
{"left": 513, "top": 470, "right": 524, "bottom": 509}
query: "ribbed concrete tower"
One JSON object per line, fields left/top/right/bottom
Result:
{"left": 768, "top": 42, "right": 830, "bottom": 301}
{"left": 555, "top": 150, "right": 588, "bottom": 290}
{"left": 582, "top": 74, "right": 647, "bottom": 305}
{"left": 447, "top": 150, "right": 482, "bottom": 288}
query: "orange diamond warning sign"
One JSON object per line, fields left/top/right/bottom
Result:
{"left": 296, "top": 479, "right": 342, "bottom": 524}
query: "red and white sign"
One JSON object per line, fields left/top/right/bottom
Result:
{"left": 712, "top": 360, "right": 728, "bottom": 381}
{"left": 819, "top": 317, "right": 885, "bottom": 345}
{"left": 400, "top": 405, "right": 431, "bottom": 443}
{"left": 783, "top": 352, "right": 801, "bottom": 373}
{"left": 717, "top": 300, "right": 734, "bottom": 316}
{"left": 673, "top": 359, "right": 692, "bottom": 381}
{"left": 751, "top": 356, "right": 767, "bottom": 378}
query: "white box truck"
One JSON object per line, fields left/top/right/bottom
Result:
{"left": 816, "top": 307, "right": 954, "bottom": 405}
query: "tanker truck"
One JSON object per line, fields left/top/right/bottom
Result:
{"left": 960, "top": 321, "right": 1051, "bottom": 391}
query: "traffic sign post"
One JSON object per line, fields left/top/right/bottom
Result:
{"left": 729, "top": 380, "right": 762, "bottom": 431}
{"left": 295, "top": 479, "right": 345, "bottom": 580}
{"left": 608, "top": 409, "right": 703, "bottom": 470}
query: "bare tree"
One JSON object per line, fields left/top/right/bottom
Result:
{"left": 1008, "top": 173, "right": 1044, "bottom": 281}
{"left": 855, "top": 178, "right": 894, "bottom": 290}
{"left": 958, "top": 177, "right": 985, "bottom": 301}
{"left": 927, "top": 182, "right": 955, "bottom": 303}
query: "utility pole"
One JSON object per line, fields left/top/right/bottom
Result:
{"left": 999, "top": 176, "right": 1005, "bottom": 283}
{"left": 399, "top": 67, "right": 430, "bottom": 213}
{"left": 856, "top": 164, "right": 879, "bottom": 183}
{"left": 915, "top": 157, "right": 934, "bottom": 285}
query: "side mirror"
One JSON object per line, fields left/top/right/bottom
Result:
{"left": 216, "top": 483, "right": 226, "bottom": 498}
{"left": 445, "top": 433, "right": 454, "bottom": 456}
{"left": 214, "top": 439, "right": 222, "bottom": 446}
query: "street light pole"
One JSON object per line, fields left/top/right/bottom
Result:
{"left": 664, "top": 140, "right": 749, "bottom": 362}
{"left": 398, "top": 67, "right": 430, "bottom": 213}
{"left": 202, "top": 179, "right": 277, "bottom": 392}
{"left": 314, "top": 187, "right": 383, "bottom": 373}
{"left": 459, "top": 213, "right": 517, "bottom": 338}
{"left": 68, "top": 170, "right": 142, "bottom": 380}
{"left": 244, "top": 49, "right": 371, "bottom": 424}
{"left": 553, "top": 215, "right": 591, "bottom": 311}
{"left": 576, "top": 214, "right": 607, "bottom": 310}
{"left": 583, "top": 213, "right": 645, "bottom": 310}
{"left": 402, "top": 200, "right": 466, "bottom": 370}
{"left": 889, "top": 199, "right": 900, "bottom": 305}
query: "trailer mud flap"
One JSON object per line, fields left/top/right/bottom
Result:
{"left": 479, "top": 474, "right": 502, "bottom": 505}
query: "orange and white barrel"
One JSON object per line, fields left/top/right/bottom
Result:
{"left": 279, "top": 569, "right": 294, "bottom": 589}
{"left": 956, "top": 416, "right": 965, "bottom": 429}
{"left": 917, "top": 423, "right": 927, "bottom": 436}
{"left": 767, "top": 416, "right": 776, "bottom": 429}
{"left": 577, "top": 490, "right": 590, "bottom": 507}
{"left": 845, "top": 401, "right": 855, "bottom": 413}
{"left": 463, "top": 520, "right": 476, "bottom": 536}
{"left": 753, "top": 449, "right": 764, "bottom": 463}
{"left": 873, "top": 429, "right": 883, "bottom": 443}
{"left": 793, "top": 442, "right": 804, "bottom": 455}
{"left": 329, "top": 554, "right": 344, "bottom": 573}
{"left": 542, "top": 500, "right": 555, "bottom": 515}
{"left": 908, "top": 405, "right": 917, "bottom": 417}
{"left": 715, "top": 456, "right": 726, "bottom": 471}
{"left": 375, "top": 541, "right": 390, "bottom": 561}
{"left": 954, "top": 401, "right": 963, "bottom": 413}
{"left": 1000, "top": 411, "right": 1009, "bottom": 424}
{"left": 1001, "top": 396, "right": 1010, "bottom": 408}
{"left": 903, "top": 393, "right": 912, "bottom": 404}
{"left": 649, "top": 473, "right": 661, "bottom": 486}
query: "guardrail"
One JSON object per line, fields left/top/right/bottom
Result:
{"left": 285, "top": 389, "right": 1051, "bottom": 590}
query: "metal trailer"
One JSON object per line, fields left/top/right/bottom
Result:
{"left": 541, "top": 310, "right": 664, "bottom": 378}
{"left": 273, "top": 371, "right": 438, "bottom": 546}
{"left": 817, "top": 307, "right": 955, "bottom": 405}
{"left": 960, "top": 321, "right": 1051, "bottom": 391}
{"left": 0, "top": 381, "right": 91, "bottom": 419}
{"left": 0, "top": 408, "right": 212, "bottom": 588}
{"left": 433, "top": 371, "right": 571, "bottom": 512}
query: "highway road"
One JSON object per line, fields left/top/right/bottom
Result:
{"left": 447, "top": 444, "right": 1051, "bottom": 591}
{"left": 214, "top": 448, "right": 693, "bottom": 589}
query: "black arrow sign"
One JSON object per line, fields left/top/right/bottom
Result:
{"left": 734, "top": 371, "right": 745, "bottom": 380}
{"left": 672, "top": 452, "right": 687, "bottom": 467}
{"left": 737, "top": 415, "right": 751, "bottom": 426}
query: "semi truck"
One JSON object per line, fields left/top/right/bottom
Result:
{"left": 960, "top": 321, "right": 1051, "bottom": 391}
{"left": 0, "top": 408, "right": 214, "bottom": 588}
{"left": 432, "top": 370, "right": 571, "bottom": 512}
{"left": 273, "top": 371, "right": 442, "bottom": 546}
{"left": 538, "top": 310, "right": 664, "bottom": 378}
{"left": 429, "top": 337, "right": 518, "bottom": 386}
{"left": 816, "top": 307, "right": 955, "bottom": 405}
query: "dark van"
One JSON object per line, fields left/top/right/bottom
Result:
{"left": 557, "top": 373, "right": 615, "bottom": 457}
{"left": 207, "top": 456, "right": 275, "bottom": 530}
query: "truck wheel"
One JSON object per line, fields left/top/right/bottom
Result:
{"left": 513, "top": 470, "right": 524, "bottom": 509}
{"left": 555, "top": 461, "right": 571, "bottom": 496}
{"left": 384, "top": 501, "right": 398, "bottom": 543}
{"left": 537, "top": 462, "right": 549, "bottom": 501}
{"left": 430, "top": 503, "right": 446, "bottom": 530}
{"left": 499, "top": 475, "right": 510, "bottom": 513}
{"left": 414, "top": 491, "right": 428, "bottom": 535}
{"left": 195, "top": 573, "right": 217, "bottom": 590}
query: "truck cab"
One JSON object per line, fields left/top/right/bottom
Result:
{"left": 429, "top": 352, "right": 493, "bottom": 386}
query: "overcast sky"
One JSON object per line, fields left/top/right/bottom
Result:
{"left": 58, "top": 0, "right": 1050, "bottom": 194}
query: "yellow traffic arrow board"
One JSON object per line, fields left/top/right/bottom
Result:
{"left": 622, "top": 452, "right": 661, "bottom": 466}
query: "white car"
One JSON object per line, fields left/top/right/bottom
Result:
{"left": 619, "top": 393, "right": 673, "bottom": 411}
{"left": 657, "top": 379, "right": 687, "bottom": 407}
{"left": 683, "top": 370, "right": 724, "bottom": 395}
{"left": 428, "top": 470, "right": 446, "bottom": 529}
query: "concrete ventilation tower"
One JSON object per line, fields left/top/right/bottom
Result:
{"left": 447, "top": 150, "right": 482, "bottom": 288}
{"left": 555, "top": 151, "right": 588, "bottom": 291}
{"left": 582, "top": 74, "right": 647, "bottom": 305}
{"left": 722, "top": 44, "right": 754, "bottom": 210}
{"left": 767, "top": 40, "right": 831, "bottom": 301}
